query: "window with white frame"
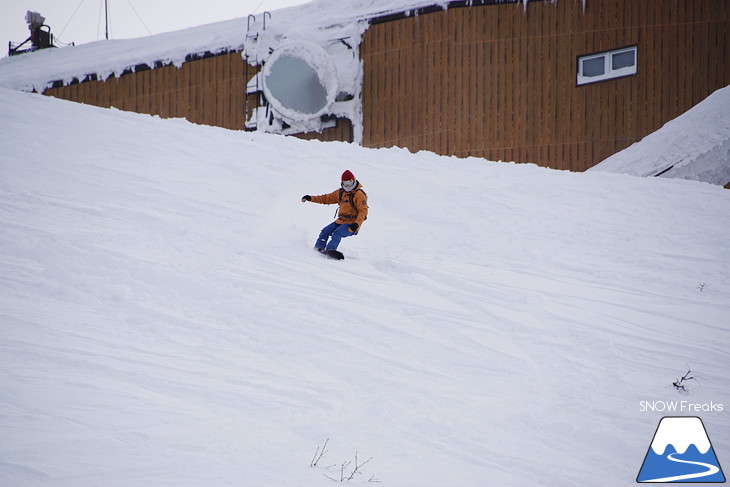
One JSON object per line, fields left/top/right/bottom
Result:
{"left": 577, "top": 46, "right": 637, "bottom": 85}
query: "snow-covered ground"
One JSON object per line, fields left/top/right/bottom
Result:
{"left": 591, "top": 84, "right": 730, "bottom": 186}
{"left": 1, "top": 87, "right": 729, "bottom": 487}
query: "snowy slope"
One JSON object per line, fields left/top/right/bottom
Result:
{"left": 590, "top": 84, "right": 730, "bottom": 186}
{"left": 1, "top": 87, "right": 729, "bottom": 487}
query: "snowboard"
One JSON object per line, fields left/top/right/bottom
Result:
{"left": 319, "top": 249, "right": 344, "bottom": 260}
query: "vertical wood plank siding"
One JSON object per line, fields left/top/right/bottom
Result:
{"left": 43, "top": 0, "right": 728, "bottom": 170}
{"left": 360, "top": 0, "right": 730, "bottom": 170}
{"left": 44, "top": 50, "right": 353, "bottom": 141}
{"left": 45, "top": 52, "right": 254, "bottom": 131}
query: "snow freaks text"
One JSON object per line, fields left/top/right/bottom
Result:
{"left": 639, "top": 401, "right": 724, "bottom": 413}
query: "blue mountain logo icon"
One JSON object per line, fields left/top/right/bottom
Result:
{"left": 637, "top": 416, "right": 725, "bottom": 483}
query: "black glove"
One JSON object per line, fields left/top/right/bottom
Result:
{"left": 301, "top": 195, "right": 311, "bottom": 202}
{"left": 348, "top": 223, "right": 359, "bottom": 232}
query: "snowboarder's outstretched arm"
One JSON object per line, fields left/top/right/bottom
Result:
{"left": 301, "top": 190, "right": 340, "bottom": 205}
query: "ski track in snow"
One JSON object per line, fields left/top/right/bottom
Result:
{"left": 1, "top": 88, "right": 729, "bottom": 486}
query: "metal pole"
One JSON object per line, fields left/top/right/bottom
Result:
{"left": 105, "top": 0, "right": 109, "bottom": 40}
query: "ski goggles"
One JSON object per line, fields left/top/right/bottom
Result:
{"left": 341, "top": 179, "right": 356, "bottom": 191}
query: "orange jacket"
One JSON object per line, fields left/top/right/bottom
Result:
{"left": 310, "top": 183, "right": 368, "bottom": 228}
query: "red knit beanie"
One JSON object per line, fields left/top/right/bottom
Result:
{"left": 341, "top": 170, "right": 355, "bottom": 181}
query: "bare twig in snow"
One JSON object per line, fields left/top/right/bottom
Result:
{"left": 345, "top": 452, "right": 373, "bottom": 481}
{"left": 310, "top": 438, "right": 329, "bottom": 468}
{"left": 671, "top": 366, "right": 702, "bottom": 394}
{"left": 321, "top": 449, "right": 375, "bottom": 482}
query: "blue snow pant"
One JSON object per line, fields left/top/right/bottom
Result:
{"left": 315, "top": 222, "right": 356, "bottom": 251}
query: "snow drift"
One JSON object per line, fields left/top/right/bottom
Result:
{"left": 591, "top": 84, "right": 730, "bottom": 186}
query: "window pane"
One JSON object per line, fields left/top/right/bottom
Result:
{"left": 612, "top": 50, "right": 635, "bottom": 70}
{"left": 582, "top": 57, "right": 605, "bottom": 77}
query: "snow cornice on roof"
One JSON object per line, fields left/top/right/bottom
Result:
{"left": 0, "top": 17, "right": 248, "bottom": 92}
{"left": 0, "top": 0, "right": 556, "bottom": 93}
{"left": 366, "top": 0, "right": 553, "bottom": 25}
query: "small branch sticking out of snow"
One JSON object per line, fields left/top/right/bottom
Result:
{"left": 312, "top": 442, "right": 376, "bottom": 482}
{"left": 670, "top": 366, "right": 702, "bottom": 394}
{"left": 310, "top": 438, "right": 329, "bottom": 467}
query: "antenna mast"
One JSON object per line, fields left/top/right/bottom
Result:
{"left": 104, "top": 0, "right": 109, "bottom": 40}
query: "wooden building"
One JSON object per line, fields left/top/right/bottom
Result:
{"left": 42, "top": 0, "right": 730, "bottom": 171}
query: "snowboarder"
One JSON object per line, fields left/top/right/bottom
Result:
{"left": 301, "top": 170, "right": 368, "bottom": 254}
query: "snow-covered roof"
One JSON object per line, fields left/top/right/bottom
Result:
{"left": 0, "top": 18, "right": 247, "bottom": 92}
{"left": 0, "top": 0, "right": 531, "bottom": 93}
